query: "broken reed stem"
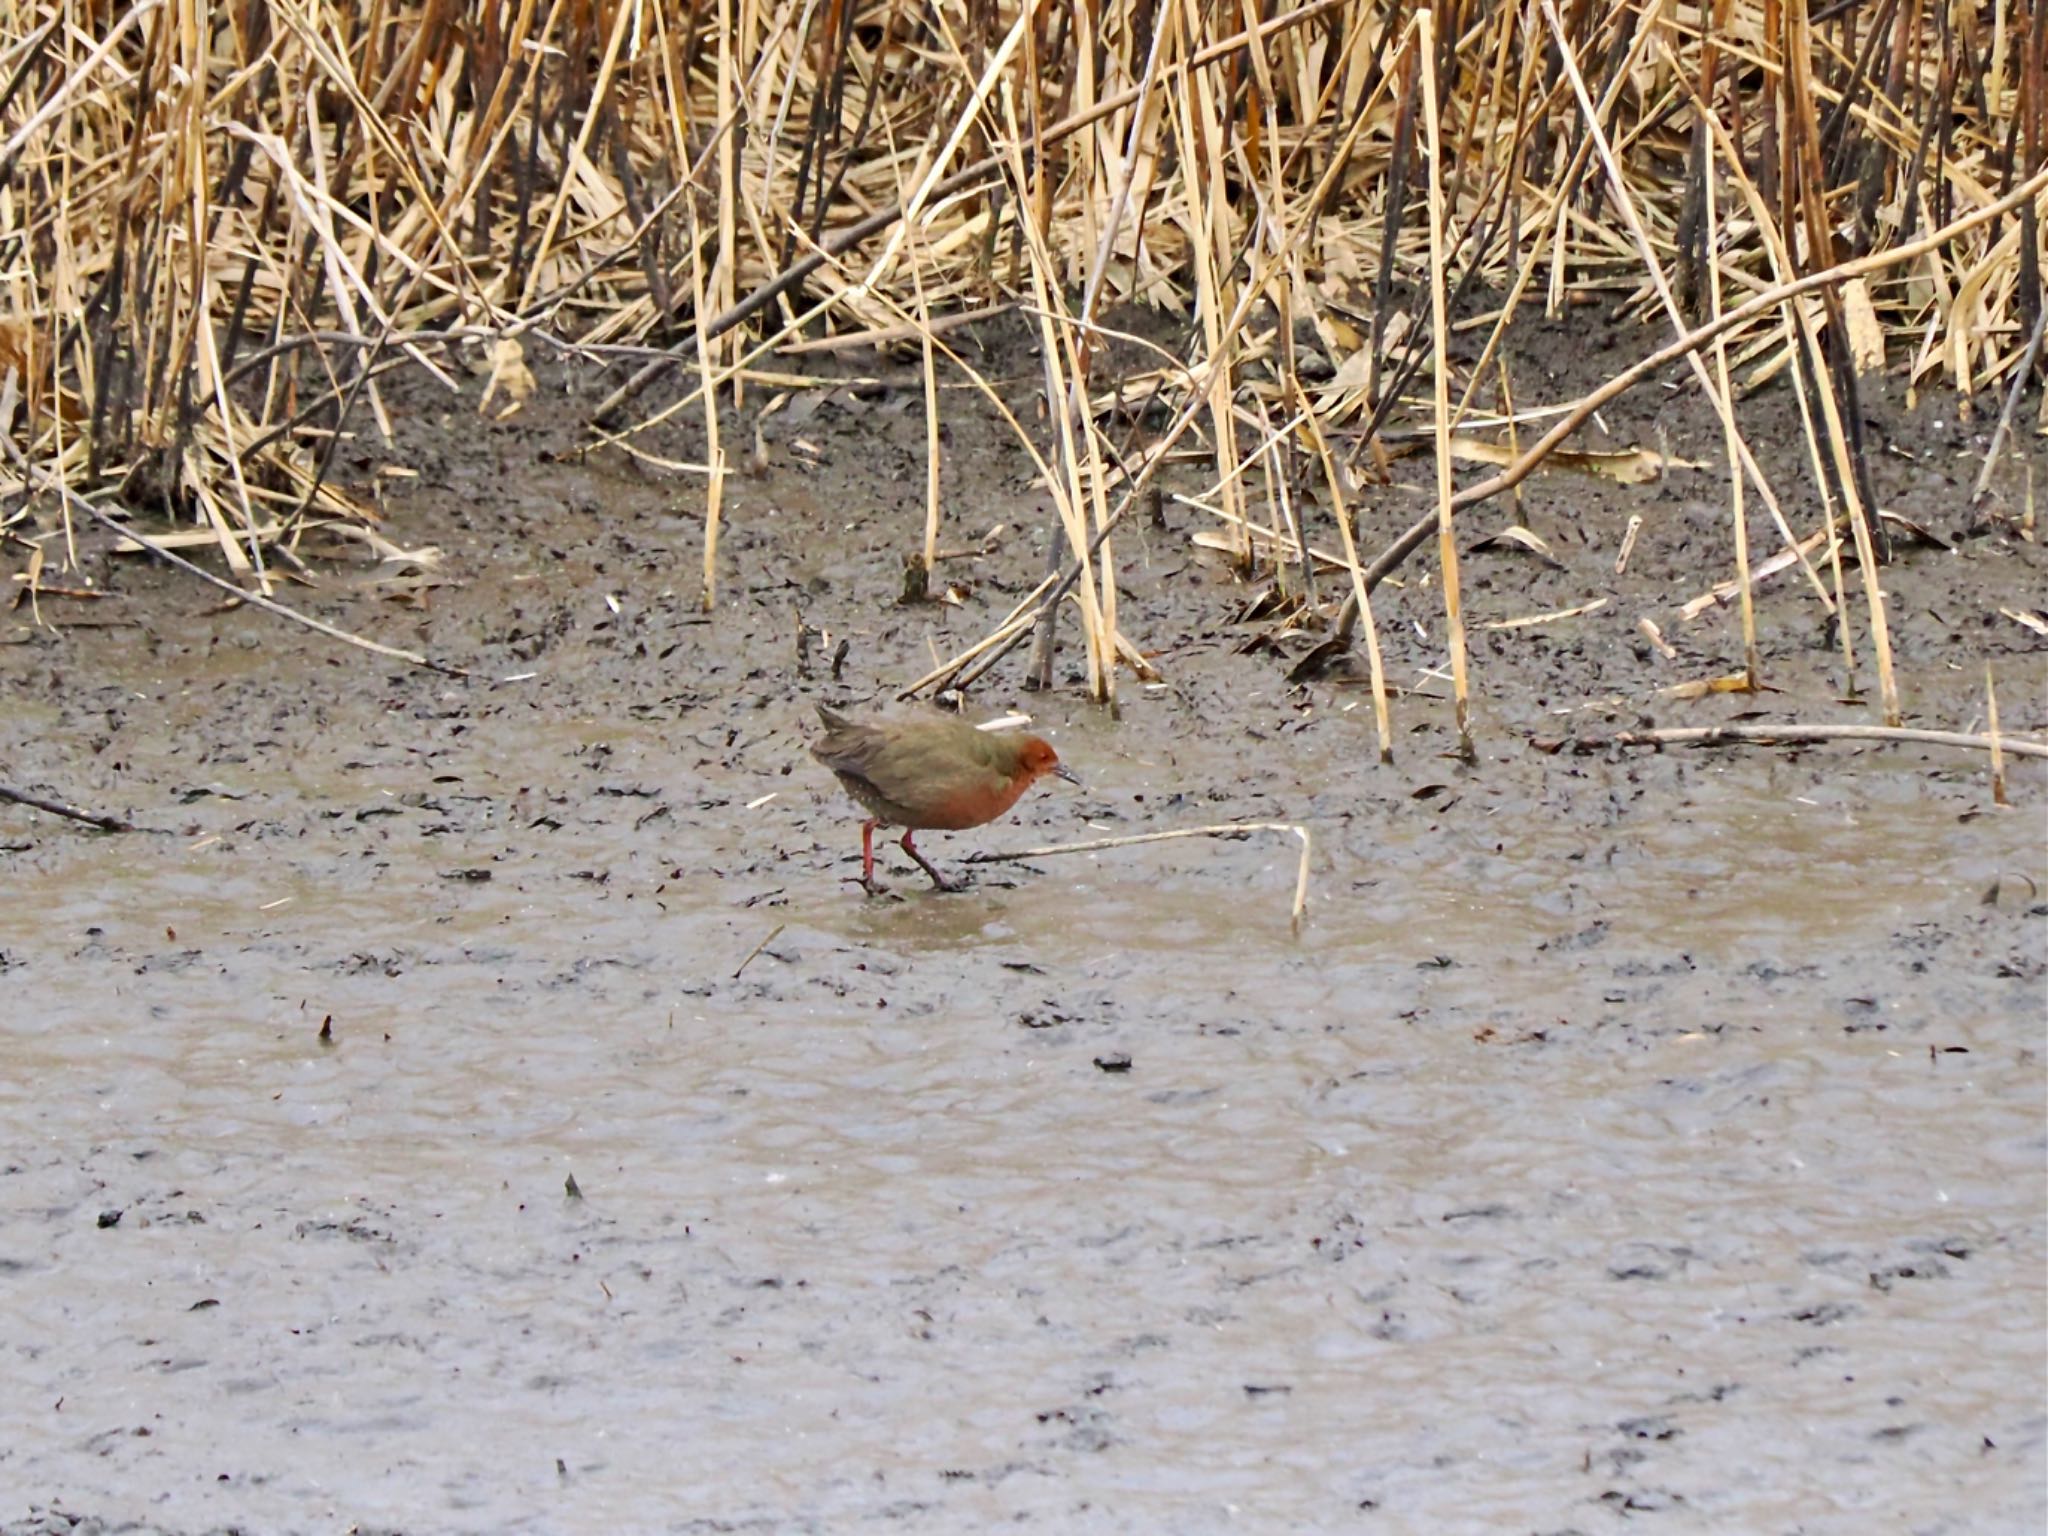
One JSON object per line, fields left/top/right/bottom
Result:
{"left": 1606, "top": 724, "right": 2048, "bottom": 761}
{"left": 731, "top": 921, "right": 786, "bottom": 980}
{"left": 905, "top": 501, "right": 1131, "bottom": 699}
{"left": 964, "top": 821, "right": 1314, "bottom": 931}
{"left": 1497, "top": 356, "right": 1524, "bottom": 527}
{"left": 1300, "top": 402, "right": 1392, "bottom": 762}
{"left": 1986, "top": 665, "right": 2009, "bottom": 806}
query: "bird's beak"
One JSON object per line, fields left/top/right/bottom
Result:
{"left": 1052, "top": 763, "right": 1082, "bottom": 788}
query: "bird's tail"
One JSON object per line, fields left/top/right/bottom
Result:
{"left": 815, "top": 703, "right": 853, "bottom": 731}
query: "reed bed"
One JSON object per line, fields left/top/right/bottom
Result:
{"left": 1, "top": 0, "right": 2040, "bottom": 734}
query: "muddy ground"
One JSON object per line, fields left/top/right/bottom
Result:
{"left": 2, "top": 312, "right": 2044, "bottom": 1535}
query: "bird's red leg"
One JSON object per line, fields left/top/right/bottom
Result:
{"left": 859, "top": 819, "right": 880, "bottom": 891}
{"left": 900, "top": 830, "right": 960, "bottom": 892}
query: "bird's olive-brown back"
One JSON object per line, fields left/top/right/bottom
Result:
{"left": 812, "top": 708, "right": 1038, "bottom": 830}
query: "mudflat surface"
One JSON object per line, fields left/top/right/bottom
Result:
{"left": 3, "top": 316, "right": 2044, "bottom": 1535}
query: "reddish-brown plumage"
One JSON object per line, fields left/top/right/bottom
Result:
{"left": 810, "top": 704, "right": 1079, "bottom": 890}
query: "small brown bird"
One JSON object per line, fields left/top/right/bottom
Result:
{"left": 810, "top": 704, "right": 1079, "bottom": 891}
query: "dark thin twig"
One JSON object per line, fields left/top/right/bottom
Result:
{"left": 731, "top": 923, "right": 786, "bottom": 980}
{"left": 0, "top": 15, "right": 58, "bottom": 147}
{"left": 1971, "top": 303, "right": 2048, "bottom": 504}
{"left": 0, "top": 784, "right": 137, "bottom": 833}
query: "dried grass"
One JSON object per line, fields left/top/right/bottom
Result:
{"left": 0, "top": 0, "right": 2040, "bottom": 738}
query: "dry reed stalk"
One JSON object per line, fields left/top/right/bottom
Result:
{"left": 1168, "top": 1, "right": 1248, "bottom": 577}
{"left": 1540, "top": 0, "right": 1818, "bottom": 626}
{"left": 689, "top": 204, "right": 724, "bottom": 613}
{"left": 1608, "top": 723, "right": 2048, "bottom": 761}
{"left": 964, "top": 821, "right": 1315, "bottom": 932}
{"left": 1495, "top": 356, "right": 1526, "bottom": 528}
{"left": 1777, "top": 0, "right": 1899, "bottom": 724}
{"left": 1986, "top": 663, "right": 2009, "bottom": 807}
{"left": 0, "top": 0, "right": 2035, "bottom": 735}
{"left": 1678, "top": 90, "right": 1847, "bottom": 609}
{"left": 715, "top": 0, "right": 742, "bottom": 399}
{"left": 1973, "top": 305, "right": 2048, "bottom": 504}
{"left": 1300, "top": 402, "right": 1392, "bottom": 761}
{"left": 906, "top": 214, "right": 943, "bottom": 578}
{"left": 1016, "top": 3, "right": 1173, "bottom": 699}
{"left": 994, "top": 85, "right": 1114, "bottom": 701}
{"left": 893, "top": 581, "right": 1057, "bottom": 700}
{"left": 1701, "top": 89, "right": 1760, "bottom": 689}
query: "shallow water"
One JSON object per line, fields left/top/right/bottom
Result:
{"left": 4, "top": 703, "right": 2042, "bottom": 1533}
{"left": 4, "top": 353, "right": 2045, "bottom": 1534}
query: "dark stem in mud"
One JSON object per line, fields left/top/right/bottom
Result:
{"left": 0, "top": 784, "right": 138, "bottom": 834}
{"left": 1972, "top": 304, "right": 2048, "bottom": 505}
{"left": 928, "top": 502, "right": 1132, "bottom": 698}
{"left": 1020, "top": 506, "right": 1067, "bottom": 692}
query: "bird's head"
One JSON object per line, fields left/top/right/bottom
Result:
{"left": 1015, "top": 735, "right": 1081, "bottom": 788}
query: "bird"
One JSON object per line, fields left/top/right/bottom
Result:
{"left": 810, "top": 703, "right": 1079, "bottom": 892}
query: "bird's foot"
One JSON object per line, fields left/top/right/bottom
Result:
{"left": 916, "top": 864, "right": 970, "bottom": 893}
{"left": 899, "top": 834, "right": 964, "bottom": 893}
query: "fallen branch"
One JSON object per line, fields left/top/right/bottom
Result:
{"left": 965, "top": 822, "right": 1313, "bottom": 930}
{"left": 0, "top": 783, "right": 137, "bottom": 833}
{"left": 1595, "top": 723, "right": 2048, "bottom": 760}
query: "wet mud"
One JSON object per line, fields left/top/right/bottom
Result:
{"left": 3, "top": 315, "right": 2045, "bottom": 1534}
